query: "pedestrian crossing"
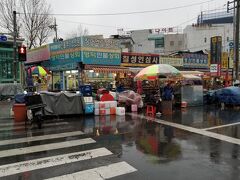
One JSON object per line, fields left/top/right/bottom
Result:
{"left": 0, "top": 119, "right": 137, "bottom": 179}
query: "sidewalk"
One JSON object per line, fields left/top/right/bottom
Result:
{"left": 0, "top": 101, "right": 14, "bottom": 119}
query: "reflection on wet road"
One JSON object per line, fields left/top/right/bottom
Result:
{"left": 0, "top": 106, "right": 239, "bottom": 180}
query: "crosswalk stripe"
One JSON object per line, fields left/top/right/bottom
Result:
{"left": 0, "top": 119, "right": 65, "bottom": 127}
{"left": 0, "top": 122, "right": 69, "bottom": 131}
{"left": 0, "top": 130, "right": 84, "bottom": 146}
{"left": 0, "top": 125, "right": 76, "bottom": 139}
{"left": 0, "top": 147, "right": 112, "bottom": 178}
{"left": 0, "top": 121, "right": 25, "bottom": 127}
{"left": 0, "top": 138, "right": 95, "bottom": 158}
{"left": 46, "top": 161, "right": 137, "bottom": 180}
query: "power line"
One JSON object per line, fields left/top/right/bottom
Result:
{"left": 57, "top": 19, "right": 124, "bottom": 29}
{"left": 19, "top": 0, "right": 217, "bottom": 16}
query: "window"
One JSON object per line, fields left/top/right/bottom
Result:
{"left": 227, "top": 37, "right": 229, "bottom": 42}
{"left": 178, "top": 41, "right": 182, "bottom": 46}
{"left": 170, "top": 41, "right": 174, "bottom": 46}
{"left": 204, "top": 37, "right": 207, "bottom": 43}
{"left": 138, "top": 44, "right": 142, "bottom": 47}
{"left": 155, "top": 38, "right": 164, "bottom": 48}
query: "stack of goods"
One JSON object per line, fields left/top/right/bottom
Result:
{"left": 84, "top": 96, "right": 94, "bottom": 114}
{"left": 94, "top": 101, "right": 125, "bottom": 116}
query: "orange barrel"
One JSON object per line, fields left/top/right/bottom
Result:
{"left": 13, "top": 104, "right": 27, "bottom": 122}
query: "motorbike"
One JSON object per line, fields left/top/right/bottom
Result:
{"left": 25, "top": 94, "right": 45, "bottom": 129}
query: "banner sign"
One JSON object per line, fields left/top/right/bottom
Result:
{"left": 27, "top": 45, "right": 50, "bottom": 63}
{"left": 183, "top": 53, "right": 208, "bottom": 68}
{"left": 82, "top": 51, "right": 121, "bottom": 65}
{"left": 159, "top": 56, "right": 183, "bottom": 67}
{"left": 121, "top": 52, "right": 160, "bottom": 67}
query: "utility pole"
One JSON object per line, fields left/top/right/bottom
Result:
{"left": 235, "top": 0, "right": 240, "bottom": 80}
{"left": 13, "top": 11, "right": 17, "bottom": 84}
{"left": 49, "top": 18, "right": 58, "bottom": 42}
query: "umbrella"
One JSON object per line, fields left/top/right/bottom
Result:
{"left": 134, "top": 64, "right": 181, "bottom": 81}
{"left": 29, "top": 66, "right": 50, "bottom": 76}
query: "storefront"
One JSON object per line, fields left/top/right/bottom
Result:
{"left": 41, "top": 36, "right": 124, "bottom": 91}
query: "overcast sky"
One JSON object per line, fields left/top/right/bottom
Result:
{"left": 47, "top": 0, "right": 228, "bottom": 39}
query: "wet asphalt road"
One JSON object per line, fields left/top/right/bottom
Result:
{"left": 0, "top": 103, "right": 239, "bottom": 180}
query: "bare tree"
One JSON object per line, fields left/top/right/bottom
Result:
{"left": 66, "top": 24, "right": 89, "bottom": 39}
{"left": 0, "top": 0, "right": 53, "bottom": 49}
{"left": 0, "top": 0, "right": 18, "bottom": 34}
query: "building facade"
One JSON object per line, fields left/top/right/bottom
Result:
{"left": 183, "top": 23, "right": 233, "bottom": 52}
{"left": 0, "top": 34, "right": 24, "bottom": 83}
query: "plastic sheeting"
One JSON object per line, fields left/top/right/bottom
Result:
{"left": 40, "top": 92, "right": 84, "bottom": 115}
{"left": 181, "top": 86, "right": 203, "bottom": 106}
{"left": 118, "top": 90, "right": 143, "bottom": 108}
{"left": 215, "top": 87, "right": 240, "bottom": 105}
{"left": 0, "top": 84, "right": 23, "bottom": 99}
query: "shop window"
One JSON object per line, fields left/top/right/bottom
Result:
{"left": 155, "top": 38, "right": 164, "bottom": 48}
{"left": 170, "top": 41, "right": 174, "bottom": 46}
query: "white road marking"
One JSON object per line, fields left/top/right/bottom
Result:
{"left": 0, "top": 125, "right": 76, "bottom": 138}
{"left": 0, "top": 119, "right": 64, "bottom": 127}
{"left": 45, "top": 161, "right": 137, "bottom": 180}
{"left": 0, "top": 121, "right": 25, "bottom": 127}
{"left": 0, "top": 138, "right": 95, "bottom": 158}
{"left": 0, "top": 130, "right": 84, "bottom": 146}
{"left": 0, "top": 122, "right": 68, "bottom": 131}
{"left": 129, "top": 113, "right": 240, "bottom": 145}
{"left": 202, "top": 121, "right": 240, "bottom": 130}
{"left": 0, "top": 147, "right": 112, "bottom": 178}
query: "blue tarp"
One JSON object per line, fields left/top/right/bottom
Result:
{"left": 215, "top": 87, "right": 240, "bottom": 105}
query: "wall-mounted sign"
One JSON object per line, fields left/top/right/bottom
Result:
{"left": 82, "top": 50, "right": 121, "bottom": 65}
{"left": 183, "top": 53, "right": 208, "bottom": 68}
{"left": 159, "top": 56, "right": 183, "bottom": 67}
{"left": 0, "top": 35, "right": 7, "bottom": 42}
{"left": 27, "top": 45, "right": 50, "bottom": 63}
{"left": 121, "top": 52, "right": 160, "bottom": 67}
{"left": 210, "top": 64, "right": 221, "bottom": 76}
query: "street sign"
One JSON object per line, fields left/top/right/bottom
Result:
{"left": 0, "top": 35, "right": 8, "bottom": 42}
{"left": 210, "top": 64, "right": 221, "bottom": 76}
{"left": 229, "top": 41, "right": 234, "bottom": 48}
{"left": 210, "top": 64, "right": 218, "bottom": 73}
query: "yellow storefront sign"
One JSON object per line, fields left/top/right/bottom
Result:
{"left": 221, "top": 52, "right": 228, "bottom": 69}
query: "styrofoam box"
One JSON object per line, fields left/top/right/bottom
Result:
{"left": 108, "top": 101, "right": 117, "bottom": 108}
{"left": 116, "top": 107, "right": 125, "bottom": 116}
{"left": 94, "top": 109, "right": 100, "bottom": 115}
{"left": 131, "top": 104, "right": 138, "bottom": 112}
{"left": 84, "top": 97, "right": 93, "bottom": 103}
{"left": 95, "top": 101, "right": 110, "bottom": 109}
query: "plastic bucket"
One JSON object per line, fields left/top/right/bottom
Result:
{"left": 13, "top": 104, "right": 27, "bottom": 122}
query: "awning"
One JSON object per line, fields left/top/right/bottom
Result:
{"left": 84, "top": 65, "right": 129, "bottom": 73}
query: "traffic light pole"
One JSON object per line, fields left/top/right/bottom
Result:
{"left": 13, "top": 11, "right": 17, "bottom": 84}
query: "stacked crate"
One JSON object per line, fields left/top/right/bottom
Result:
{"left": 84, "top": 96, "right": 94, "bottom": 114}
{"left": 94, "top": 101, "right": 125, "bottom": 116}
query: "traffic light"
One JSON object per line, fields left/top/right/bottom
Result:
{"left": 18, "top": 46, "right": 27, "bottom": 61}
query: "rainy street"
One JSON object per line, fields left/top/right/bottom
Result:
{"left": 0, "top": 102, "right": 239, "bottom": 180}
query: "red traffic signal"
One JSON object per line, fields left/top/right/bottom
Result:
{"left": 18, "top": 46, "right": 26, "bottom": 61}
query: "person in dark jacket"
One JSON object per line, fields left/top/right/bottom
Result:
{"left": 162, "top": 83, "right": 173, "bottom": 101}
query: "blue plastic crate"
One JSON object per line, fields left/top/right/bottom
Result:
{"left": 85, "top": 103, "right": 94, "bottom": 114}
